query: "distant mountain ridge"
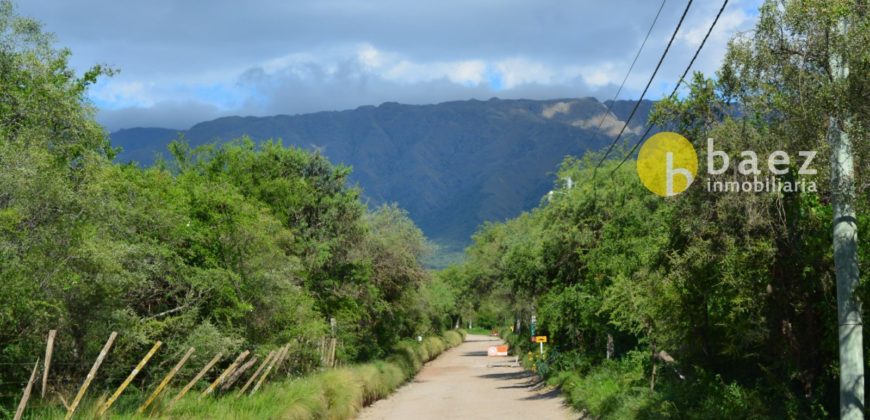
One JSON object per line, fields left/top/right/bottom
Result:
{"left": 109, "top": 97, "right": 652, "bottom": 258}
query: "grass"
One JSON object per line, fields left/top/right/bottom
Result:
{"left": 22, "top": 330, "right": 466, "bottom": 420}
{"left": 465, "top": 326, "right": 496, "bottom": 336}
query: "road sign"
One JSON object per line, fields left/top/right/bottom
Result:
{"left": 534, "top": 336, "right": 547, "bottom": 343}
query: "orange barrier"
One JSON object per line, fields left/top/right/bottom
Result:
{"left": 487, "top": 345, "right": 509, "bottom": 356}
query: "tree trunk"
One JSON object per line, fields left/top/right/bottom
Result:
{"left": 607, "top": 334, "right": 614, "bottom": 360}
{"left": 649, "top": 339, "right": 658, "bottom": 392}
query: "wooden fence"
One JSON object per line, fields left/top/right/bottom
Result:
{"left": 10, "top": 329, "right": 337, "bottom": 419}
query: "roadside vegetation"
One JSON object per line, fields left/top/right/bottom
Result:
{"left": 448, "top": 1, "right": 869, "bottom": 418}
{"left": 26, "top": 331, "right": 465, "bottom": 419}
{"left": 0, "top": 1, "right": 463, "bottom": 417}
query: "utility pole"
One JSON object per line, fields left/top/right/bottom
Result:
{"left": 829, "top": 15, "right": 863, "bottom": 420}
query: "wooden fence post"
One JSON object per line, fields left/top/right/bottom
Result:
{"left": 42, "top": 330, "right": 56, "bottom": 399}
{"left": 319, "top": 337, "right": 326, "bottom": 365}
{"left": 166, "top": 352, "right": 222, "bottom": 411}
{"left": 238, "top": 350, "right": 275, "bottom": 396}
{"left": 250, "top": 345, "right": 288, "bottom": 395}
{"left": 56, "top": 392, "right": 70, "bottom": 411}
{"left": 202, "top": 350, "right": 249, "bottom": 397}
{"left": 328, "top": 338, "right": 337, "bottom": 368}
{"left": 137, "top": 347, "right": 195, "bottom": 414}
{"left": 97, "top": 341, "right": 162, "bottom": 416}
{"left": 272, "top": 343, "right": 291, "bottom": 373}
{"left": 221, "top": 356, "right": 257, "bottom": 392}
{"left": 14, "top": 358, "right": 39, "bottom": 420}
{"left": 66, "top": 331, "right": 117, "bottom": 420}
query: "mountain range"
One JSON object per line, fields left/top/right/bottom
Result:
{"left": 109, "top": 97, "right": 652, "bottom": 263}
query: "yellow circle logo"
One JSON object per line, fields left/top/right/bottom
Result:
{"left": 636, "top": 132, "right": 698, "bottom": 197}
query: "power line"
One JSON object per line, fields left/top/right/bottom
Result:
{"left": 609, "top": 0, "right": 730, "bottom": 175}
{"left": 590, "top": 0, "right": 694, "bottom": 184}
{"left": 588, "top": 0, "right": 667, "bottom": 135}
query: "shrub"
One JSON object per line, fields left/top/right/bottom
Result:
{"left": 442, "top": 330, "right": 464, "bottom": 347}
{"left": 550, "top": 350, "right": 648, "bottom": 418}
{"left": 547, "top": 351, "right": 768, "bottom": 419}
{"left": 422, "top": 336, "right": 446, "bottom": 359}
{"left": 386, "top": 341, "right": 423, "bottom": 377}
{"left": 318, "top": 369, "right": 364, "bottom": 419}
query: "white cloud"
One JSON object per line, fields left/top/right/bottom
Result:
{"left": 493, "top": 57, "right": 557, "bottom": 89}
{"left": 90, "top": 81, "right": 153, "bottom": 108}
{"left": 577, "top": 62, "right": 621, "bottom": 88}
{"left": 14, "top": 0, "right": 765, "bottom": 130}
{"left": 678, "top": 8, "right": 751, "bottom": 46}
{"left": 357, "top": 44, "right": 386, "bottom": 69}
{"left": 446, "top": 61, "right": 487, "bottom": 86}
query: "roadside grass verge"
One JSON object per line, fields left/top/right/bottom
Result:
{"left": 24, "top": 330, "right": 465, "bottom": 419}
{"left": 169, "top": 330, "right": 466, "bottom": 419}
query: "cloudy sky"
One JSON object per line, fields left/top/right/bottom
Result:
{"left": 19, "top": 0, "right": 762, "bottom": 131}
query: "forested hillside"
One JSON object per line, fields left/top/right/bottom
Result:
{"left": 0, "top": 2, "right": 459, "bottom": 416}
{"left": 444, "top": 1, "right": 869, "bottom": 418}
{"left": 109, "top": 98, "right": 653, "bottom": 260}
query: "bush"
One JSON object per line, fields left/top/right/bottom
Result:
{"left": 638, "top": 369, "right": 769, "bottom": 419}
{"left": 547, "top": 350, "right": 649, "bottom": 419}
{"left": 386, "top": 341, "right": 424, "bottom": 377}
{"left": 442, "top": 330, "right": 464, "bottom": 347}
{"left": 350, "top": 361, "right": 405, "bottom": 405}
{"left": 318, "top": 369, "right": 364, "bottom": 419}
{"left": 545, "top": 351, "right": 768, "bottom": 419}
{"left": 422, "top": 336, "right": 446, "bottom": 359}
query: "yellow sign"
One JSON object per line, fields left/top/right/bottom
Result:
{"left": 636, "top": 132, "right": 698, "bottom": 197}
{"left": 534, "top": 336, "right": 547, "bottom": 343}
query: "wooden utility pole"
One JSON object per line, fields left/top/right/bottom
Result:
{"left": 829, "top": 15, "right": 864, "bottom": 420}
{"left": 66, "top": 331, "right": 116, "bottom": 420}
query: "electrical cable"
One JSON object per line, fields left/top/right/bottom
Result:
{"left": 609, "top": 0, "right": 730, "bottom": 175}
{"left": 588, "top": 0, "right": 668, "bottom": 136}
{"left": 590, "top": 0, "right": 695, "bottom": 184}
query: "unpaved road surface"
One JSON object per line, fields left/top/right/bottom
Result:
{"left": 357, "top": 334, "right": 575, "bottom": 420}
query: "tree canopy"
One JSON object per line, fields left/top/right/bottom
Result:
{"left": 446, "top": 1, "right": 868, "bottom": 417}
{"left": 0, "top": 1, "right": 455, "bottom": 411}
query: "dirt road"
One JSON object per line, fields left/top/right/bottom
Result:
{"left": 357, "top": 334, "right": 575, "bottom": 420}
